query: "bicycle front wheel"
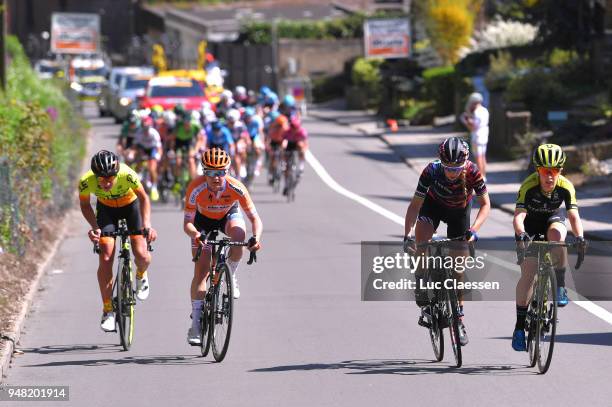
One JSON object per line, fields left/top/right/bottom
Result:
{"left": 116, "top": 263, "right": 135, "bottom": 351}
{"left": 211, "top": 264, "right": 234, "bottom": 362}
{"left": 445, "top": 287, "right": 462, "bottom": 368}
{"left": 200, "top": 276, "right": 213, "bottom": 357}
{"left": 535, "top": 268, "right": 557, "bottom": 374}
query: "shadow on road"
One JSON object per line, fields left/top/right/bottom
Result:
{"left": 23, "top": 354, "right": 212, "bottom": 368}
{"left": 250, "top": 358, "right": 532, "bottom": 376}
{"left": 554, "top": 332, "right": 612, "bottom": 346}
{"left": 18, "top": 344, "right": 216, "bottom": 367}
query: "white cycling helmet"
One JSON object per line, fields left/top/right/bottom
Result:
{"left": 221, "top": 89, "right": 233, "bottom": 100}
{"left": 234, "top": 85, "right": 247, "bottom": 97}
{"left": 163, "top": 110, "right": 176, "bottom": 128}
{"left": 226, "top": 108, "right": 241, "bottom": 122}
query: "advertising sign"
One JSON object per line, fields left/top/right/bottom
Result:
{"left": 51, "top": 13, "right": 100, "bottom": 54}
{"left": 364, "top": 18, "right": 411, "bottom": 59}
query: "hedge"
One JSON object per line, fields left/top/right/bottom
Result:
{"left": 0, "top": 36, "right": 87, "bottom": 254}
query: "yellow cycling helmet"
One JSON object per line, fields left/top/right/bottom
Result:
{"left": 152, "top": 104, "right": 164, "bottom": 114}
{"left": 202, "top": 148, "right": 231, "bottom": 170}
{"left": 532, "top": 144, "right": 566, "bottom": 168}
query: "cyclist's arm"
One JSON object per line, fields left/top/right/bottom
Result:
{"left": 79, "top": 195, "right": 98, "bottom": 230}
{"left": 471, "top": 193, "right": 490, "bottom": 233}
{"left": 134, "top": 186, "right": 152, "bottom": 229}
{"left": 183, "top": 179, "right": 201, "bottom": 239}
{"left": 568, "top": 209, "right": 584, "bottom": 237}
{"left": 404, "top": 195, "right": 424, "bottom": 237}
{"left": 513, "top": 209, "right": 528, "bottom": 236}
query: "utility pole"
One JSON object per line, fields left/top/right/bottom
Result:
{"left": 0, "top": 0, "right": 6, "bottom": 92}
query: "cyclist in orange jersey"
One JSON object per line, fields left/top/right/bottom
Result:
{"left": 183, "top": 148, "right": 262, "bottom": 345}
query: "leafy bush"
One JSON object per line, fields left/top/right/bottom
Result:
{"left": 351, "top": 57, "right": 383, "bottom": 107}
{"left": 422, "top": 65, "right": 455, "bottom": 116}
{"left": 458, "top": 17, "right": 537, "bottom": 59}
{"left": 0, "top": 36, "right": 86, "bottom": 254}
{"left": 505, "top": 68, "right": 571, "bottom": 125}
{"left": 241, "top": 14, "right": 367, "bottom": 44}
{"left": 399, "top": 98, "right": 435, "bottom": 124}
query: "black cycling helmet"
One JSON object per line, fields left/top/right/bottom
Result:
{"left": 174, "top": 104, "right": 186, "bottom": 119}
{"left": 91, "top": 150, "right": 119, "bottom": 177}
{"left": 439, "top": 137, "right": 469, "bottom": 165}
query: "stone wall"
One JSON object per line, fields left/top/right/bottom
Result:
{"left": 278, "top": 38, "right": 362, "bottom": 78}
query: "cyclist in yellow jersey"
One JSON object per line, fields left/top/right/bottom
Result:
{"left": 78, "top": 150, "right": 158, "bottom": 332}
{"left": 511, "top": 144, "right": 585, "bottom": 351}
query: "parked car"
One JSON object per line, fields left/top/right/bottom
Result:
{"left": 98, "top": 66, "right": 153, "bottom": 117}
{"left": 139, "top": 76, "right": 207, "bottom": 111}
{"left": 69, "top": 57, "right": 107, "bottom": 100}
{"left": 34, "top": 59, "right": 64, "bottom": 80}
{"left": 110, "top": 74, "right": 152, "bottom": 123}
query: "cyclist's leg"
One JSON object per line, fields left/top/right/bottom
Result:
{"left": 445, "top": 202, "right": 472, "bottom": 306}
{"left": 413, "top": 197, "right": 439, "bottom": 306}
{"left": 188, "top": 144, "right": 197, "bottom": 180}
{"left": 547, "top": 215, "right": 568, "bottom": 303}
{"left": 95, "top": 203, "right": 118, "bottom": 312}
{"left": 124, "top": 200, "right": 150, "bottom": 278}
{"left": 223, "top": 208, "right": 246, "bottom": 298}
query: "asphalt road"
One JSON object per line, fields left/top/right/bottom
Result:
{"left": 4, "top": 102, "right": 612, "bottom": 406}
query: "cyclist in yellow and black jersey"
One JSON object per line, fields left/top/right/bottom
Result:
{"left": 511, "top": 144, "right": 585, "bottom": 351}
{"left": 79, "top": 150, "right": 158, "bottom": 332}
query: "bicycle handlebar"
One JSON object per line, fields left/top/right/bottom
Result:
{"left": 192, "top": 233, "right": 257, "bottom": 265}
{"left": 92, "top": 228, "right": 153, "bottom": 254}
{"left": 413, "top": 236, "right": 476, "bottom": 257}
{"left": 516, "top": 237, "right": 587, "bottom": 269}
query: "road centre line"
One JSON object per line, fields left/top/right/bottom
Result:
{"left": 305, "top": 150, "right": 612, "bottom": 327}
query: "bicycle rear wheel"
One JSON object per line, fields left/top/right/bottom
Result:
{"left": 428, "top": 305, "right": 444, "bottom": 362}
{"left": 526, "top": 301, "right": 537, "bottom": 367}
{"left": 445, "top": 287, "right": 462, "bottom": 368}
{"left": 116, "top": 263, "right": 135, "bottom": 351}
{"left": 535, "top": 268, "right": 557, "bottom": 374}
{"left": 211, "top": 264, "right": 234, "bottom": 362}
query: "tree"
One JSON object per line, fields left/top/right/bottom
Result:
{"left": 419, "top": 0, "right": 483, "bottom": 65}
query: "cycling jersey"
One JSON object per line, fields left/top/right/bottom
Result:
{"left": 78, "top": 163, "right": 142, "bottom": 208}
{"left": 246, "top": 116, "right": 263, "bottom": 141}
{"left": 134, "top": 127, "right": 162, "bottom": 150}
{"left": 184, "top": 175, "right": 257, "bottom": 221}
{"left": 206, "top": 126, "right": 234, "bottom": 151}
{"left": 268, "top": 115, "right": 289, "bottom": 143}
{"left": 516, "top": 172, "right": 577, "bottom": 217}
{"left": 175, "top": 121, "right": 201, "bottom": 142}
{"left": 414, "top": 160, "right": 486, "bottom": 209}
{"left": 119, "top": 122, "right": 137, "bottom": 148}
{"left": 227, "top": 121, "right": 246, "bottom": 143}
{"left": 283, "top": 125, "right": 307, "bottom": 143}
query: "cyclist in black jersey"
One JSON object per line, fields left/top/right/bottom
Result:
{"left": 511, "top": 144, "right": 585, "bottom": 351}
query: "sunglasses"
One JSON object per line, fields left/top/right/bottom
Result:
{"left": 97, "top": 175, "right": 116, "bottom": 183}
{"left": 537, "top": 167, "right": 561, "bottom": 177}
{"left": 441, "top": 163, "right": 465, "bottom": 173}
{"left": 203, "top": 169, "right": 227, "bottom": 177}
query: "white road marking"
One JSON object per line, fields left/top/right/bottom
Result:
{"left": 306, "top": 149, "right": 612, "bottom": 326}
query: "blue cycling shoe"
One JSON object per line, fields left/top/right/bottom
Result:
{"left": 557, "top": 287, "right": 569, "bottom": 307}
{"left": 512, "top": 329, "right": 527, "bottom": 352}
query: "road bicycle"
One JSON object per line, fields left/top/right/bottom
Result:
{"left": 93, "top": 219, "right": 153, "bottom": 351}
{"left": 414, "top": 236, "right": 473, "bottom": 368}
{"left": 283, "top": 150, "right": 300, "bottom": 202}
{"left": 517, "top": 238, "right": 585, "bottom": 374}
{"left": 192, "top": 230, "right": 256, "bottom": 362}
